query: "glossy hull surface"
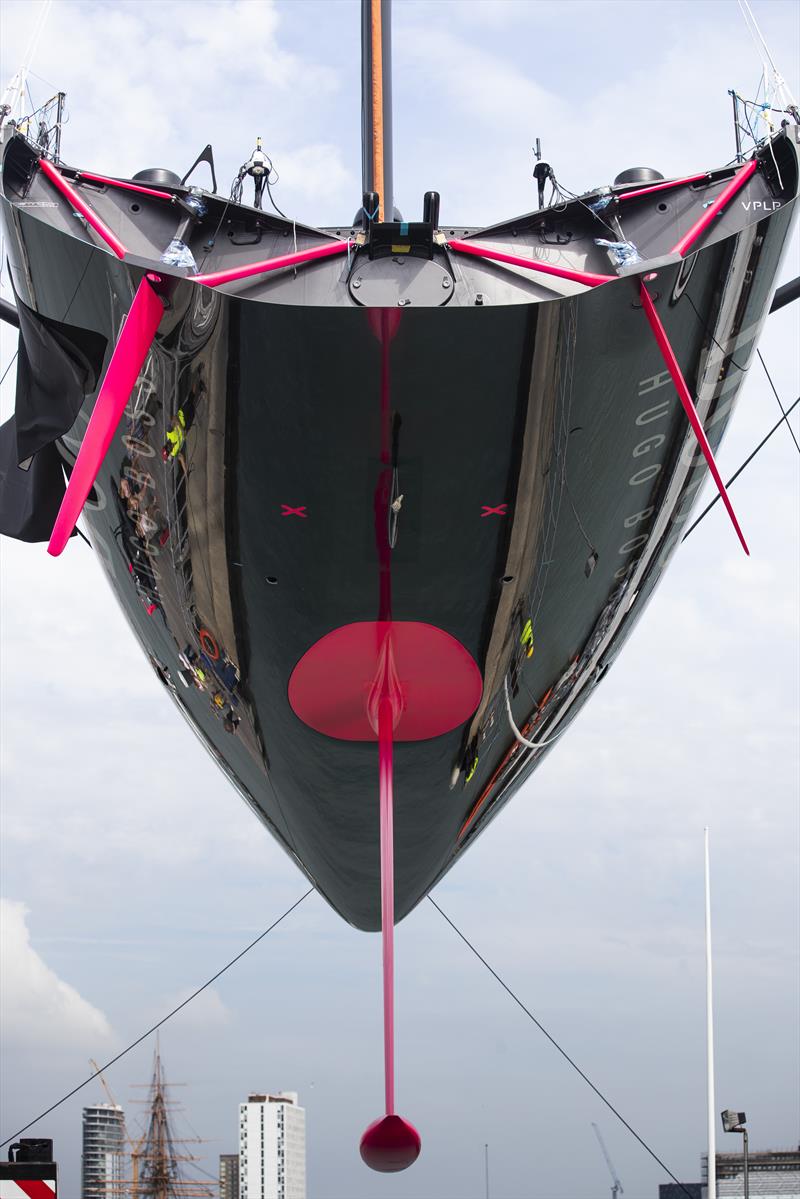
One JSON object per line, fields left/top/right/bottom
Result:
{"left": 2, "top": 131, "right": 798, "bottom": 929}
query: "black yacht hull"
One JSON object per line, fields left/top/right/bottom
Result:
{"left": 2, "top": 129, "right": 798, "bottom": 929}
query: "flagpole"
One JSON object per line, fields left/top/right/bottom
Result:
{"left": 705, "top": 827, "right": 717, "bottom": 1199}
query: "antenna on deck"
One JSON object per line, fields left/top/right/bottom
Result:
{"left": 361, "top": 0, "right": 394, "bottom": 222}
{"left": 532, "top": 137, "right": 553, "bottom": 209}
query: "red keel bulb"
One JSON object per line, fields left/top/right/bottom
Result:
{"left": 360, "top": 1115, "right": 421, "bottom": 1173}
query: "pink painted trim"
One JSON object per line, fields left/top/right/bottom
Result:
{"left": 617, "top": 172, "right": 712, "bottom": 202}
{"left": 38, "top": 157, "right": 128, "bottom": 259}
{"left": 194, "top": 240, "right": 349, "bottom": 287}
{"left": 378, "top": 694, "right": 396, "bottom": 1117}
{"left": 48, "top": 276, "right": 165, "bottom": 556}
{"left": 670, "top": 159, "right": 759, "bottom": 258}
{"left": 76, "top": 170, "right": 175, "bottom": 201}
{"left": 639, "top": 281, "right": 748, "bottom": 554}
{"left": 447, "top": 238, "right": 615, "bottom": 287}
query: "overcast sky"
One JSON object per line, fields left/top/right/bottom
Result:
{"left": 1, "top": 2, "right": 798, "bottom": 1197}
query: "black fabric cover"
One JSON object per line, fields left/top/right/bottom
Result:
{"left": 0, "top": 415, "right": 74, "bottom": 543}
{"left": 13, "top": 296, "right": 107, "bottom": 463}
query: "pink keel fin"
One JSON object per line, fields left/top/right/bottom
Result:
{"left": 639, "top": 280, "right": 748, "bottom": 554}
{"left": 379, "top": 695, "right": 397, "bottom": 1118}
{"left": 359, "top": 638, "right": 421, "bottom": 1173}
{"left": 48, "top": 275, "right": 165, "bottom": 556}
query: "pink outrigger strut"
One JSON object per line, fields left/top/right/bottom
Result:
{"left": 639, "top": 280, "right": 748, "bottom": 554}
{"left": 48, "top": 274, "right": 166, "bottom": 556}
{"left": 670, "top": 158, "right": 759, "bottom": 257}
{"left": 446, "top": 237, "right": 615, "bottom": 288}
{"left": 194, "top": 240, "right": 349, "bottom": 288}
{"left": 38, "top": 157, "right": 128, "bottom": 260}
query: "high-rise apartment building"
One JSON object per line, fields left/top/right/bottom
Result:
{"left": 81, "top": 1104, "right": 126, "bottom": 1199}
{"left": 239, "top": 1093, "right": 306, "bottom": 1199}
{"left": 220, "top": 1152, "right": 240, "bottom": 1199}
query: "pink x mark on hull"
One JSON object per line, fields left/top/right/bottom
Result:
{"left": 481, "top": 503, "right": 508, "bottom": 518}
{"left": 281, "top": 504, "right": 307, "bottom": 518}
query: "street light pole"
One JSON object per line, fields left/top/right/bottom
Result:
{"left": 721, "top": 1110, "right": 750, "bottom": 1199}
{"left": 484, "top": 1143, "right": 489, "bottom": 1199}
{"left": 705, "top": 829, "right": 717, "bottom": 1199}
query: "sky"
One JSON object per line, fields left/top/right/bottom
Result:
{"left": 0, "top": 2, "right": 798, "bottom": 1198}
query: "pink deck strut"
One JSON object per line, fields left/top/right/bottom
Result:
{"left": 48, "top": 275, "right": 166, "bottom": 556}
{"left": 446, "top": 238, "right": 615, "bottom": 288}
{"left": 38, "top": 157, "right": 128, "bottom": 260}
{"left": 670, "top": 159, "right": 759, "bottom": 257}
{"left": 194, "top": 241, "right": 349, "bottom": 288}
{"left": 639, "top": 280, "right": 748, "bottom": 554}
{"left": 75, "top": 170, "right": 176, "bottom": 201}
{"left": 617, "top": 171, "right": 712, "bottom": 202}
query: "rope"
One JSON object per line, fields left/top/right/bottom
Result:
{"left": 428, "top": 895, "right": 699, "bottom": 1199}
{"left": 737, "top": 0, "right": 797, "bottom": 107}
{"left": 758, "top": 349, "right": 800, "bottom": 455}
{"left": 266, "top": 175, "right": 289, "bottom": 221}
{"left": 0, "top": 349, "right": 18, "bottom": 389}
{"left": 0, "top": 887, "right": 314, "bottom": 1148}
{"left": 682, "top": 395, "right": 800, "bottom": 541}
{"left": 503, "top": 675, "right": 563, "bottom": 750}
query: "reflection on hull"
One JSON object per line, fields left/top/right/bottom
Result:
{"left": 1, "top": 130, "right": 798, "bottom": 929}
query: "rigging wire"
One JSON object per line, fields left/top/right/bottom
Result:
{"left": 682, "top": 395, "right": 800, "bottom": 541}
{"left": 737, "top": 0, "right": 798, "bottom": 111}
{"left": 0, "top": 349, "right": 18, "bottom": 389}
{"left": 549, "top": 172, "right": 628, "bottom": 242}
{"left": 428, "top": 895, "right": 698, "bottom": 1199}
{"left": 0, "top": 887, "right": 314, "bottom": 1149}
{"left": 758, "top": 349, "right": 800, "bottom": 454}
{"left": 266, "top": 175, "right": 289, "bottom": 221}
{"left": 198, "top": 197, "right": 234, "bottom": 273}
{"left": 683, "top": 291, "right": 749, "bottom": 373}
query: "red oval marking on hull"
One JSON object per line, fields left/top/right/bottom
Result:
{"left": 288, "top": 621, "right": 482, "bottom": 742}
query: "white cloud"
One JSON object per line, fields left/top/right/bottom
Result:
{"left": 0, "top": 898, "right": 114, "bottom": 1049}
{"left": 0, "top": 0, "right": 351, "bottom": 223}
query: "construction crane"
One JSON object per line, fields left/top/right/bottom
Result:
{"left": 592, "top": 1122, "right": 624, "bottom": 1199}
{"left": 88, "top": 1060, "right": 146, "bottom": 1198}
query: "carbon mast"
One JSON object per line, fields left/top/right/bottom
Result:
{"left": 361, "top": 0, "right": 394, "bottom": 221}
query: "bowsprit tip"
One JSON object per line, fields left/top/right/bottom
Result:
{"left": 359, "top": 1114, "right": 421, "bottom": 1172}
